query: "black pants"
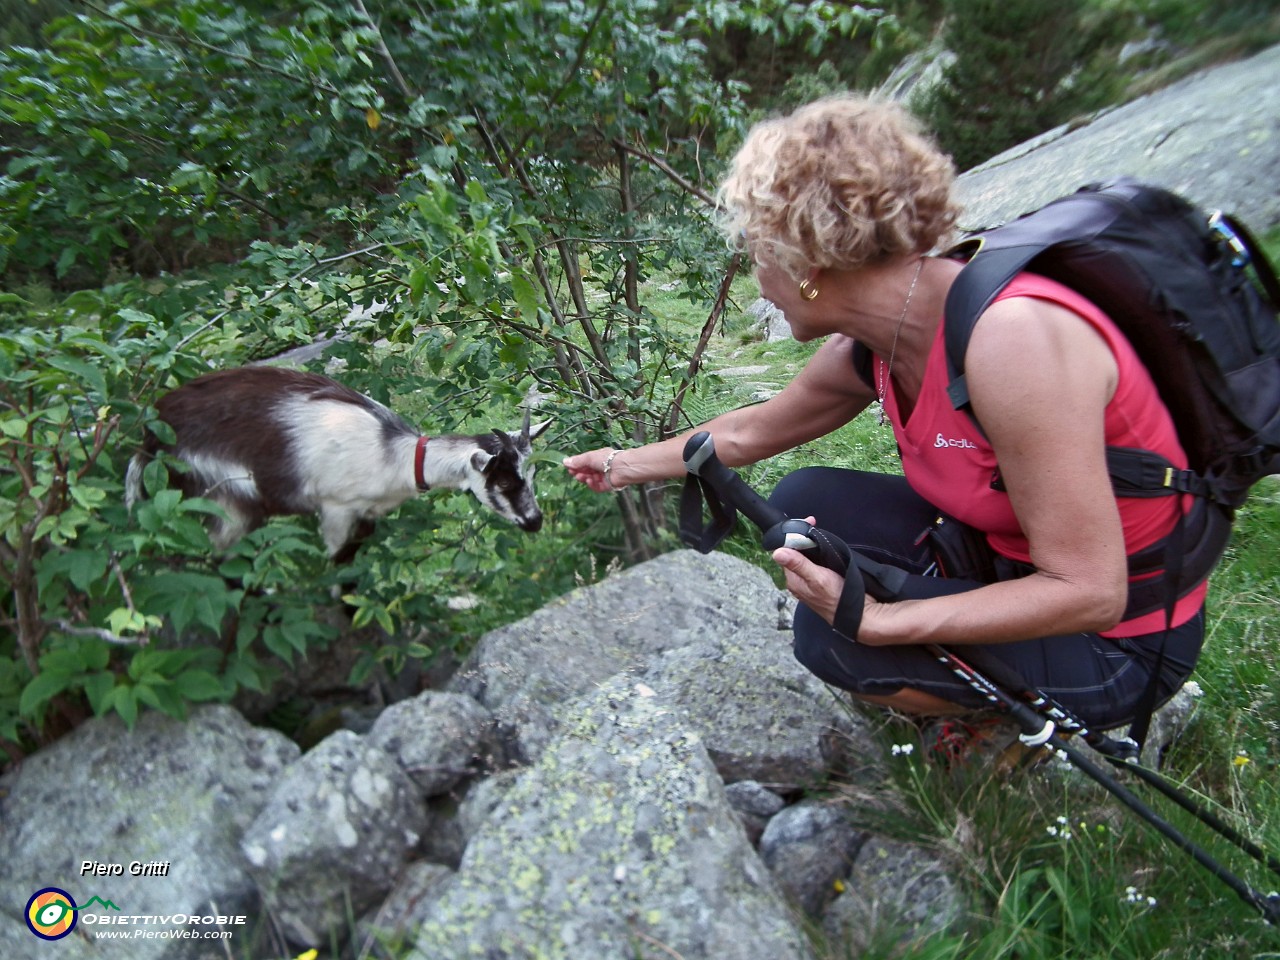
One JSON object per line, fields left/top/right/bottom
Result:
{"left": 769, "top": 467, "right": 1204, "bottom": 730}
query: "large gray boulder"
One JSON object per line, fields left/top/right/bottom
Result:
{"left": 447, "top": 549, "right": 792, "bottom": 757}
{"left": 954, "top": 45, "right": 1280, "bottom": 232}
{"left": 638, "top": 632, "right": 876, "bottom": 787}
{"left": 0, "top": 706, "right": 297, "bottom": 960}
{"left": 448, "top": 549, "right": 879, "bottom": 789}
{"left": 367, "top": 689, "right": 496, "bottom": 795}
{"left": 450, "top": 549, "right": 789, "bottom": 708}
{"left": 408, "top": 675, "right": 815, "bottom": 960}
{"left": 239, "top": 729, "right": 429, "bottom": 948}
{"left": 823, "top": 835, "right": 965, "bottom": 953}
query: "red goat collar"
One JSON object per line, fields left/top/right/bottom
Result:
{"left": 415, "top": 436, "right": 431, "bottom": 490}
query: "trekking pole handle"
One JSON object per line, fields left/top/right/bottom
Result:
{"left": 683, "top": 431, "right": 837, "bottom": 566}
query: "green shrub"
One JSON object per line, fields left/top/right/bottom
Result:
{"left": 919, "top": 0, "right": 1126, "bottom": 171}
{"left": 0, "top": 276, "right": 596, "bottom": 763}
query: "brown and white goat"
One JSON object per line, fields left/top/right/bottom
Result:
{"left": 124, "top": 366, "right": 550, "bottom": 563}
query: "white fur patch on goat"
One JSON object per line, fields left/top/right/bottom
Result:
{"left": 281, "top": 397, "right": 416, "bottom": 511}
{"left": 180, "top": 450, "right": 260, "bottom": 503}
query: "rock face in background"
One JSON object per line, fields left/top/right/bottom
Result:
{"left": 953, "top": 45, "right": 1280, "bottom": 234}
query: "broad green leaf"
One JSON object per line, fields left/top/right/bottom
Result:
{"left": 510, "top": 272, "right": 540, "bottom": 320}
{"left": 43, "top": 354, "right": 108, "bottom": 400}
{"left": 19, "top": 669, "right": 72, "bottom": 716}
{"left": 84, "top": 673, "right": 116, "bottom": 715}
{"left": 0, "top": 417, "right": 30, "bottom": 439}
{"left": 172, "top": 670, "right": 226, "bottom": 702}
{"left": 67, "top": 549, "right": 109, "bottom": 593}
{"left": 112, "top": 686, "right": 139, "bottom": 728}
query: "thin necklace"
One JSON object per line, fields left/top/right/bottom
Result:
{"left": 877, "top": 258, "right": 925, "bottom": 426}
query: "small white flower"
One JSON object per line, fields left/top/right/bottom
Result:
{"left": 1183, "top": 680, "right": 1204, "bottom": 698}
{"left": 1047, "top": 816, "right": 1072, "bottom": 839}
{"left": 891, "top": 743, "right": 915, "bottom": 756}
{"left": 1123, "top": 885, "right": 1157, "bottom": 908}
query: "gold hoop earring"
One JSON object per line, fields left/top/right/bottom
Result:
{"left": 799, "top": 279, "right": 819, "bottom": 301}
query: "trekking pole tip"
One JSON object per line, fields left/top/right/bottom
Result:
{"left": 1263, "top": 892, "right": 1280, "bottom": 925}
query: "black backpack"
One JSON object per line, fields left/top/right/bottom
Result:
{"left": 933, "top": 179, "right": 1280, "bottom": 744}
{"left": 944, "top": 178, "right": 1280, "bottom": 512}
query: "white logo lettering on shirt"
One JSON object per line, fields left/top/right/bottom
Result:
{"left": 935, "top": 433, "right": 978, "bottom": 450}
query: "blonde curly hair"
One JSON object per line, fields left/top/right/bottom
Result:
{"left": 718, "top": 95, "right": 960, "bottom": 279}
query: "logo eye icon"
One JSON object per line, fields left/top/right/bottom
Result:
{"left": 25, "top": 888, "right": 78, "bottom": 941}
{"left": 37, "top": 900, "right": 71, "bottom": 925}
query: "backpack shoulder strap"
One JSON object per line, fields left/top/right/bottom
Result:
{"left": 943, "top": 238, "right": 1046, "bottom": 413}
{"left": 944, "top": 182, "right": 1142, "bottom": 413}
{"left": 851, "top": 339, "right": 875, "bottom": 391}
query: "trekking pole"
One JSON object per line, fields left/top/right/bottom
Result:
{"left": 928, "top": 642, "right": 1280, "bottom": 924}
{"left": 936, "top": 641, "right": 1280, "bottom": 884}
{"left": 681, "top": 430, "right": 1280, "bottom": 924}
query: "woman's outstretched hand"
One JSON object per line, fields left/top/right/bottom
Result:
{"left": 562, "top": 448, "right": 620, "bottom": 493}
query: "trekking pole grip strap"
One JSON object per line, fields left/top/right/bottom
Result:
{"left": 682, "top": 431, "right": 869, "bottom": 640}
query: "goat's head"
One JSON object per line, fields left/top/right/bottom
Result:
{"left": 465, "top": 410, "right": 552, "bottom": 532}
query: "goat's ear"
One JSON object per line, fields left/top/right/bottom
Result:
{"left": 471, "top": 450, "right": 497, "bottom": 474}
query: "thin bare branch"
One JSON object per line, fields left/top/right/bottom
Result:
{"left": 53, "top": 620, "right": 145, "bottom": 646}
{"left": 110, "top": 552, "right": 141, "bottom": 624}
{"left": 667, "top": 253, "right": 743, "bottom": 435}
{"left": 611, "top": 137, "right": 718, "bottom": 209}
{"left": 352, "top": 0, "right": 415, "bottom": 100}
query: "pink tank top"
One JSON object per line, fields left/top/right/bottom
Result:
{"left": 875, "top": 272, "right": 1206, "bottom": 637}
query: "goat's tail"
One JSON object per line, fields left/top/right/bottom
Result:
{"left": 124, "top": 451, "right": 150, "bottom": 511}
